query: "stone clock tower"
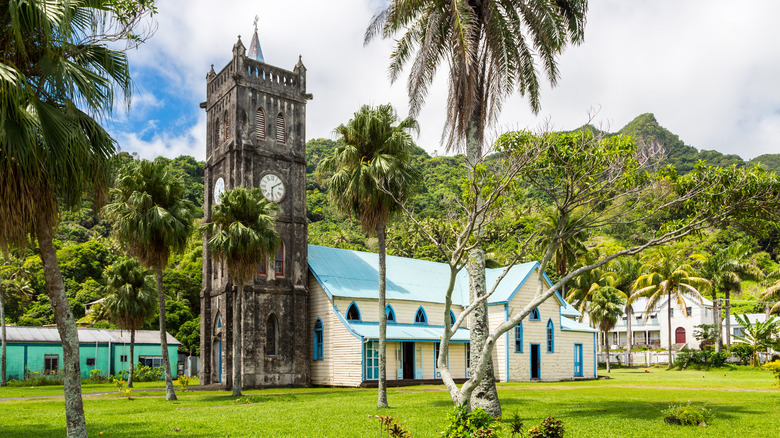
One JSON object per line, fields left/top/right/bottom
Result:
{"left": 200, "top": 23, "right": 311, "bottom": 388}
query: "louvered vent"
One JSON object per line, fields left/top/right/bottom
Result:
{"left": 276, "top": 113, "right": 285, "bottom": 144}
{"left": 256, "top": 107, "right": 266, "bottom": 141}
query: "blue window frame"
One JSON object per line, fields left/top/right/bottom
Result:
{"left": 514, "top": 322, "right": 523, "bottom": 353}
{"left": 313, "top": 318, "right": 324, "bottom": 360}
{"left": 365, "top": 341, "right": 379, "bottom": 380}
{"left": 546, "top": 319, "right": 554, "bottom": 353}
{"left": 414, "top": 306, "right": 428, "bottom": 325}
{"left": 346, "top": 302, "right": 361, "bottom": 321}
{"left": 530, "top": 308, "right": 540, "bottom": 321}
{"left": 386, "top": 305, "right": 396, "bottom": 323}
{"left": 449, "top": 310, "right": 456, "bottom": 326}
{"left": 574, "top": 343, "right": 583, "bottom": 377}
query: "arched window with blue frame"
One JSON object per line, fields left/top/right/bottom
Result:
{"left": 546, "top": 319, "right": 554, "bottom": 353}
{"left": 530, "top": 308, "right": 540, "bottom": 321}
{"left": 346, "top": 302, "right": 361, "bottom": 321}
{"left": 313, "top": 318, "right": 324, "bottom": 360}
{"left": 514, "top": 322, "right": 523, "bottom": 353}
{"left": 386, "top": 305, "right": 396, "bottom": 323}
{"left": 414, "top": 306, "right": 428, "bottom": 324}
{"left": 449, "top": 310, "right": 456, "bottom": 326}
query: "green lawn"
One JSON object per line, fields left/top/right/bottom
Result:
{"left": 1, "top": 367, "right": 778, "bottom": 437}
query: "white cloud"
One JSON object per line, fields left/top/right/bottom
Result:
{"left": 116, "top": 112, "right": 205, "bottom": 160}
{"left": 115, "top": 0, "right": 780, "bottom": 160}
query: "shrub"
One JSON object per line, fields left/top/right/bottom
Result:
{"left": 730, "top": 345, "right": 752, "bottom": 365}
{"left": 174, "top": 374, "right": 192, "bottom": 391}
{"left": 87, "top": 369, "right": 108, "bottom": 383}
{"left": 763, "top": 360, "right": 780, "bottom": 387}
{"left": 527, "top": 417, "right": 564, "bottom": 438}
{"left": 663, "top": 402, "right": 711, "bottom": 426}
{"left": 673, "top": 348, "right": 728, "bottom": 369}
{"left": 442, "top": 405, "right": 499, "bottom": 438}
{"left": 371, "top": 415, "right": 412, "bottom": 438}
{"left": 132, "top": 364, "right": 164, "bottom": 382}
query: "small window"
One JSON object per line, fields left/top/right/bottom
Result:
{"left": 266, "top": 314, "right": 278, "bottom": 356}
{"left": 139, "top": 356, "right": 163, "bottom": 368}
{"left": 86, "top": 358, "right": 96, "bottom": 366}
{"left": 274, "top": 244, "right": 284, "bottom": 277}
{"left": 44, "top": 355, "right": 59, "bottom": 374}
{"left": 734, "top": 327, "right": 744, "bottom": 337}
{"left": 670, "top": 309, "right": 674, "bottom": 317}
{"left": 686, "top": 306, "right": 692, "bottom": 316}
{"left": 313, "top": 318, "right": 324, "bottom": 360}
{"left": 449, "top": 310, "right": 456, "bottom": 326}
{"left": 256, "top": 107, "right": 266, "bottom": 140}
{"left": 214, "top": 118, "right": 221, "bottom": 145}
{"left": 258, "top": 256, "right": 267, "bottom": 275}
{"left": 120, "top": 355, "right": 128, "bottom": 363}
{"left": 514, "top": 323, "right": 523, "bottom": 353}
{"left": 546, "top": 319, "right": 554, "bottom": 353}
{"left": 386, "top": 305, "right": 396, "bottom": 323}
{"left": 223, "top": 110, "right": 229, "bottom": 142}
{"left": 414, "top": 307, "right": 427, "bottom": 324}
{"left": 346, "top": 302, "right": 361, "bottom": 321}
{"left": 530, "top": 308, "right": 540, "bottom": 321}
{"left": 276, "top": 113, "right": 286, "bottom": 143}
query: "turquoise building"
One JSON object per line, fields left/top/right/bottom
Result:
{"left": 4, "top": 326, "right": 180, "bottom": 380}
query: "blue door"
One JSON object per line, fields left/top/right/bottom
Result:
{"left": 574, "top": 343, "right": 583, "bottom": 377}
{"left": 530, "top": 344, "right": 541, "bottom": 379}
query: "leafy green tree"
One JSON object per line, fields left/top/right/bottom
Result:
{"left": 176, "top": 317, "right": 200, "bottom": 356}
{"left": 318, "top": 104, "right": 420, "bottom": 408}
{"left": 701, "top": 243, "right": 763, "bottom": 350}
{"left": 368, "top": 0, "right": 588, "bottom": 416}
{"left": 0, "top": 0, "right": 156, "bottom": 432}
{"left": 101, "top": 258, "right": 157, "bottom": 387}
{"left": 537, "top": 210, "right": 588, "bottom": 291}
{"left": 733, "top": 315, "right": 779, "bottom": 366}
{"left": 202, "top": 186, "right": 280, "bottom": 397}
{"left": 104, "top": 159, "right": 196, "bottom": 401}
{"left": 566, "top": 251, "right": 616, "bottom": 317}
{"left": 588, "top": 287, "right": 626, "bottom": 373}
{"left": 630, "top": 247, "right": 711, "bottom": 368}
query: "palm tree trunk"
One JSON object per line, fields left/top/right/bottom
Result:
{"left": 667, "top": 291, "right": 673, "bottom": 369}
{"left": 233, "top": 283, "right": 243, "bottom": 397}
{"left": 128, "top": 329, "right": 135, "bottom": 388}
{"left": 467, "top": 249, "right": 501, "bottom": 417}
{"left": 36, "top": 221, "right": 87, "bottom": 438}
{"left": 625, "top": 305, "right": 632, "bottom": 366}
{"left": 604, "top": 329, "right": 611, "bottom": 373}
{"left": 1, "top": 283, "right": 7, "bottom": 387}
{"left": 725, "top": 290, "right": 732, "bottom": 349}
{"left": 714, "top": 294, "right": 722, "bottom": 353}
{"left": 155, "top": 268, "right": 177, "bottom": 401}
{"left": 377, "top": 225, "right": 389, "bottom": 408}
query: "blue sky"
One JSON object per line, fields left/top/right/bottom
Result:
{"left": 110, "top": 0, "right": 780, "bottom": 161}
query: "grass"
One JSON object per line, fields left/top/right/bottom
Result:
{"left": 1, "top": 367, "right": 778, "bottom": 437}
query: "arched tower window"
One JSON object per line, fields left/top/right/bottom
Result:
{"left": 450, "top": 310, "right": 456, "bottom": 326}
{"left": 266, "top": 314, "right": 278, "bottom": 356}
{"left": 214, "top": 118, "right": 221, "bottom": 145}
{"left": 256, "top": 107, "right": 266, "bottom": 140}
{"left": 346, "top": 302, "right": 361, "bottom": 321}
{"left": 223, "top": 110, "right": 229, "bottom": 142}
{"left": 276, "top": 112, "right": 286, "bottom": 143}
{"left": 415, "top": 307, "right": 428, "bottom": 325}
{"left": 313, "top": 318, "right": 323, "bottom": 360}
{"left": 386, "top": 305, "right": 396, "bottom": 323}
{"left": 274, "top": 243, "right": 284, "bottom": 277}
{"left": 546, "top": 319, "right": 555, "bottom": 353}
{"left": 514, "top": 322, "right": 523, "bottom": 353}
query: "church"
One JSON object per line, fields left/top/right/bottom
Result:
{"left": 199, "top": 27, "right": 597, "bottom": 388}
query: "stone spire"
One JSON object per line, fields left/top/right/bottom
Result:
{"left": 248, "top": 15, "right": 264, "bottom": 63}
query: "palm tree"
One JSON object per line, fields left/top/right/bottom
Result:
{"left": 537, "top": 210, "right": 589, "bottom": 290}
{"left": 630, "top": 247, "right": 711, "bottom": 368}
{"left": 566, "top": 251, "right": 616, "bottom": 317}
{"left": 588, "top": 287, "right": 626, "bottom": 373}
{"left": 101, "top": 258, "right": 157, "bottom": 388}
{"left": 201, "top": 187, "right": 280, "bottom": 397}
{"left": 610, "top": 256, "right": 643, "bottom": 363}
{"left": 733, "top": 314, "right": 779, "bottom": 367}
{"left": 0, "top": 1, "right": 150, "bottom": 434}
{"left": 318, "top": 104, "right": 420, "bottom": 408}
{"left": 367, "top": 0, "right": 587, "bottom": 415}
{"left": 700, "top": 243, "right": 762, "bottom": 350}
{"left": 104, "top": 159, "right": 196, "bottom": 401}
{"left": 763, "top": 276, "right": 780, "bottom": 316}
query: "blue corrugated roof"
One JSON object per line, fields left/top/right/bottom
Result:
{"left": 308, "top": 244, "right": 575, "bottom": 313}
{"left": 347, "top": 321, "right": 471, "bottom": 342}
{"left": 560, "top": 317, "right": 597, "bottom": 333}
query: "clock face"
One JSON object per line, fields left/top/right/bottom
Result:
{"left": 214, "top": 177, "right": 225, "bottom": 205}
{"left": 260, "top": 173, "right": 285, "bottom": 202}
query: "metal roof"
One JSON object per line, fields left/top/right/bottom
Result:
{"left": 560, "top": 317, "right": 598, "bottom": 333}
{"left": 308, "top": 245, "right": 572, "bottom": 312}
{"left": 247, "top": 27, "right": 264, "bottom": 63}
{"left": 346, "top": 321, "right": 471, "bottom": 342}
{"left": 5, "top": 326, "right": 180, "bottom": 345}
